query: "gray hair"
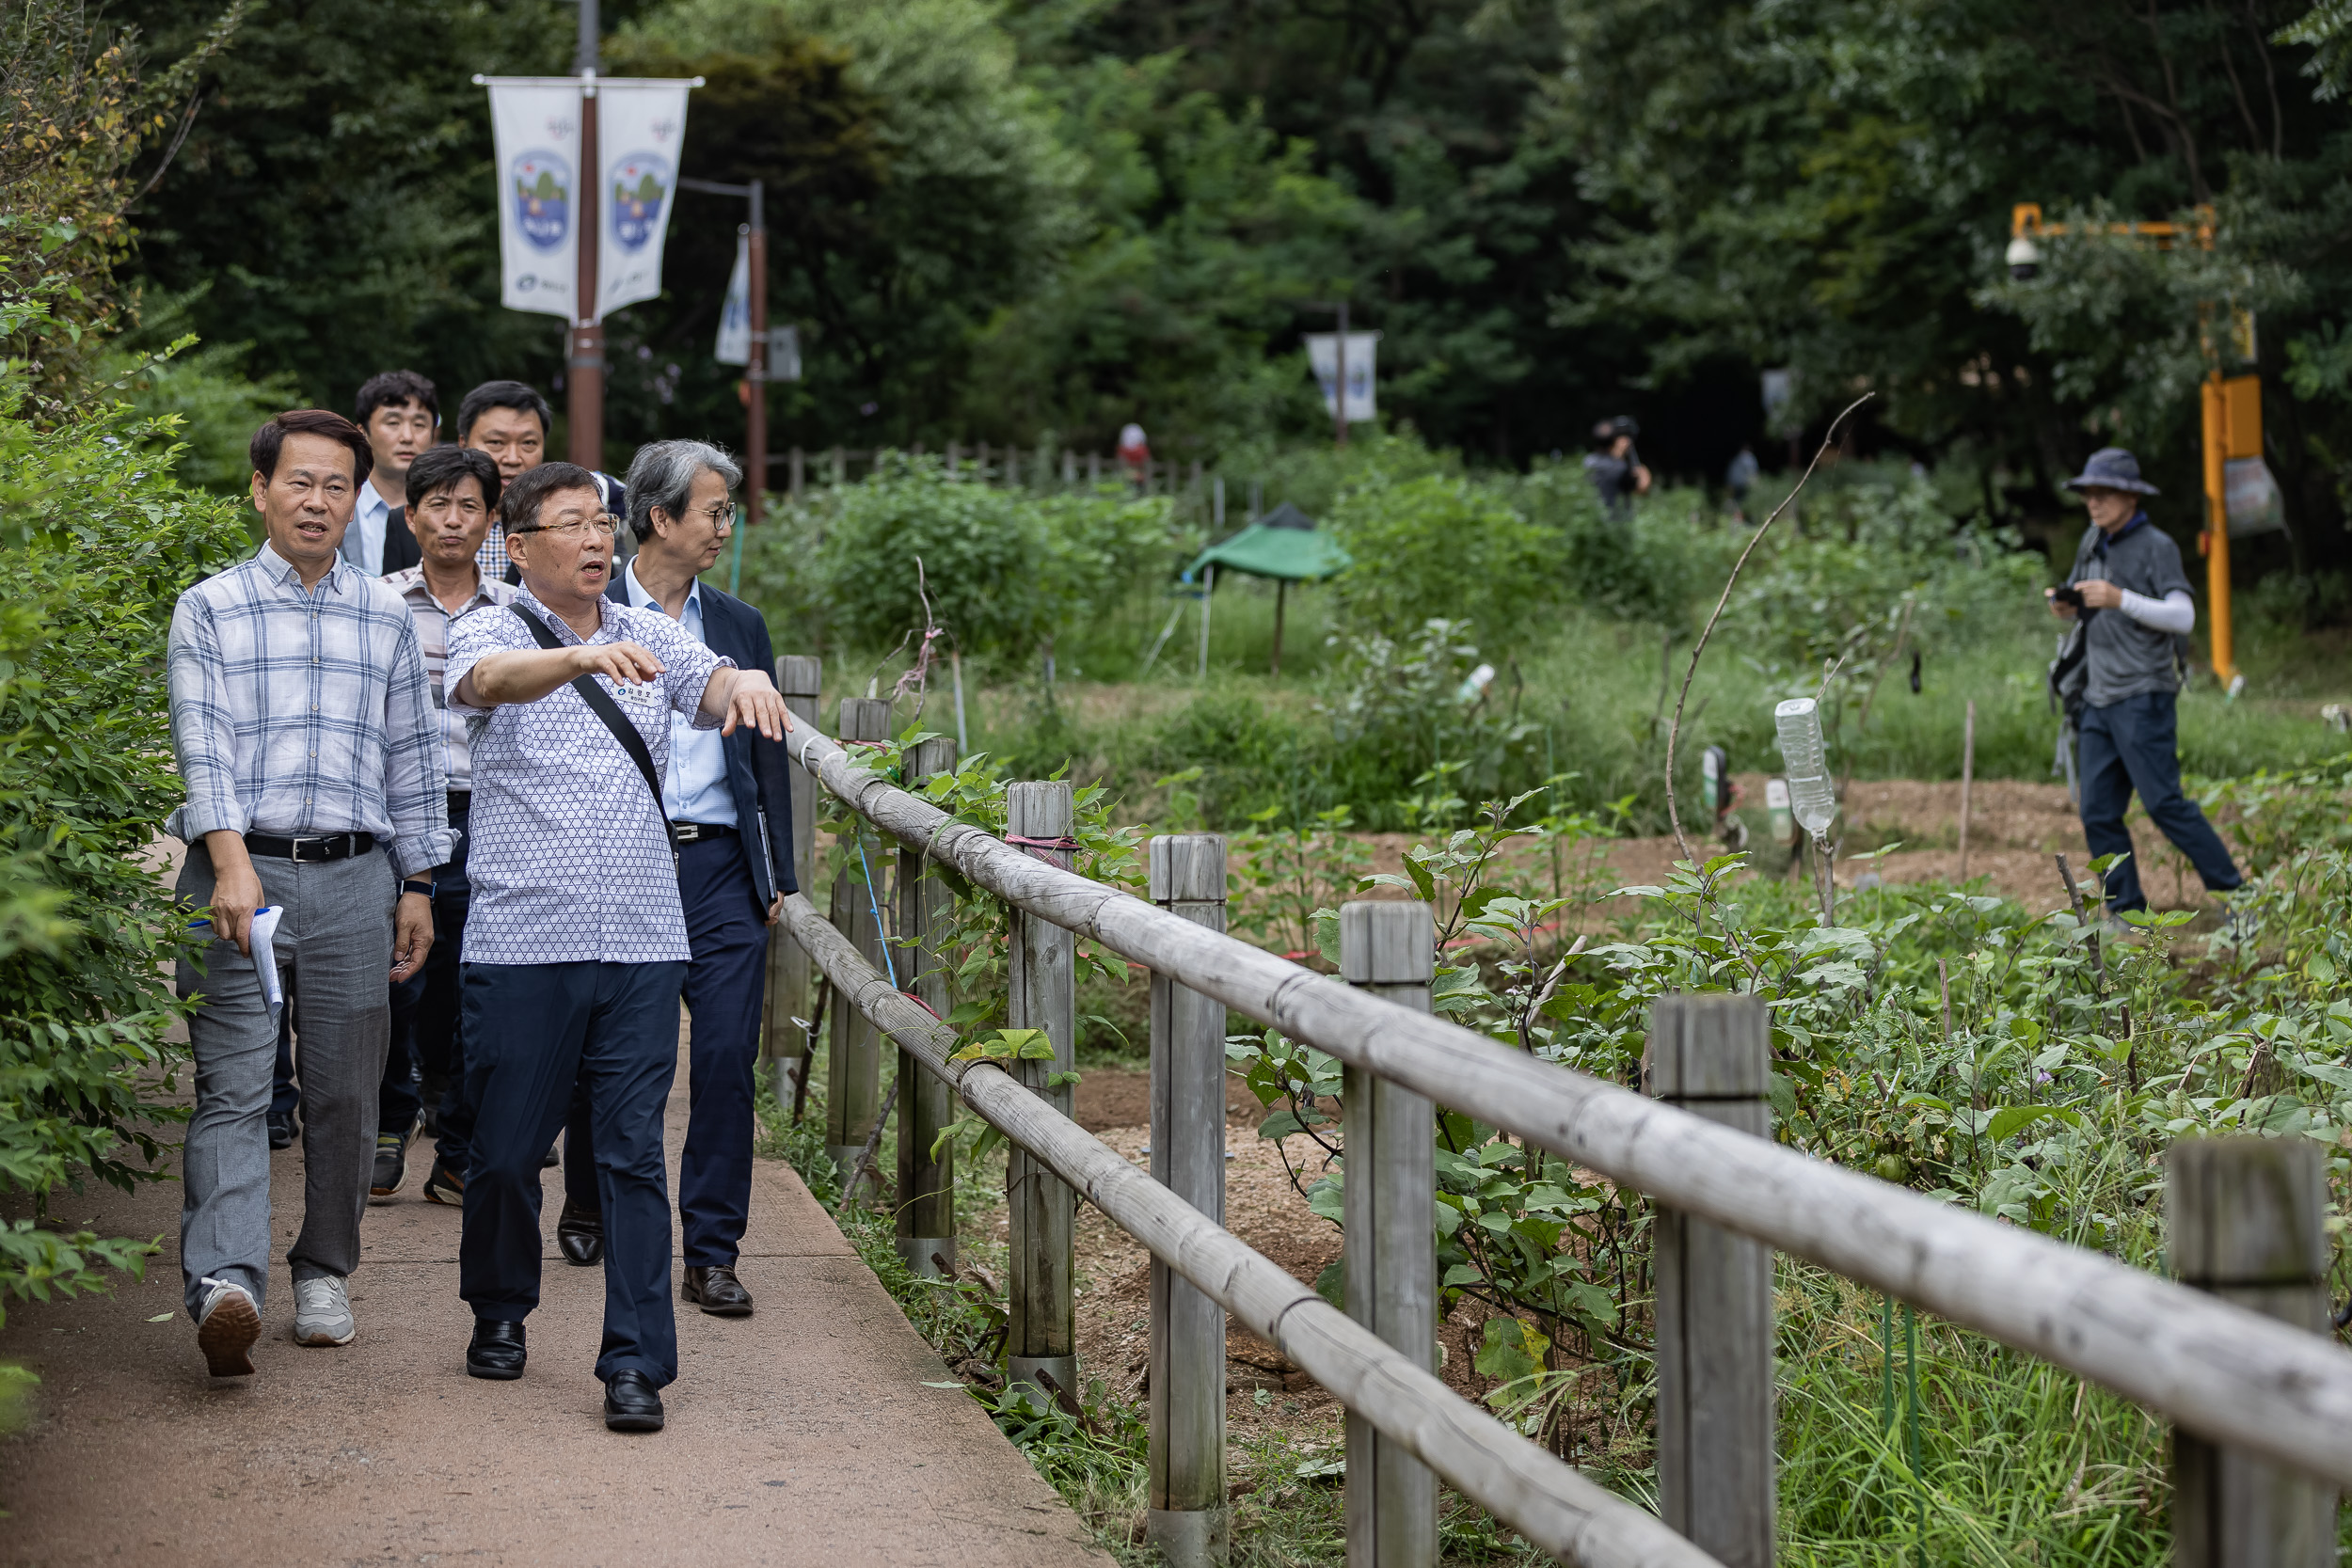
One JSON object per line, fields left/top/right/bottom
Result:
{"left": 625, "top": 438, "right": 743, "bottom": 543}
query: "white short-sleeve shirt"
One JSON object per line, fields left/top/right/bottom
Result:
{"left": 446, "top": 588, "right": 733, "bottom": 964}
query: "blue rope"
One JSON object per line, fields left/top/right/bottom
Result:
{"left": 854, "top": 831, "right": 900, "bottom": 990}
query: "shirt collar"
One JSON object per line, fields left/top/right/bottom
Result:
{"left": 624, "top": 558, "right": 700, "bottom": 618}
{"left": 394, "top": 563, "right": 499, "bottom": 612}
{"left": 2093, "top": 510, "right": 2150, "bottom": 556}
{"left": 516, "top": 583, "right": 611, "bottom": 644}
{"left": 255, "top": 539, "right": 353, "bottom": 594}
{"left": 358, "top": 478, "right": 390, "bottom": 519}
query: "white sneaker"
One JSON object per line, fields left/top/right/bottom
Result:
{"left": 195, "top": 1275, "right": 261, "bottom": 1377}
{"left": 292, "top": 1275, "right": 356, "bottom": 1347}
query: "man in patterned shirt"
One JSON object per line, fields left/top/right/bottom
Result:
{"left": 167, "top": 409, "right": 453, "bottom": 1377}
{"left": 372, "top": 444, "right": 515, "bottom": 1203}
{"left": 444, "top": 461, "right": 789, "bottom": 1433}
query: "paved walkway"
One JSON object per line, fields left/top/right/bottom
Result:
{"left": 0, "top": 1034, "right": 1111, "bottom": 1567}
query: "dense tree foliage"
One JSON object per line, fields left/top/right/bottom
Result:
{"left": 94, "top": 0, "right": 2352, "bottom": 573}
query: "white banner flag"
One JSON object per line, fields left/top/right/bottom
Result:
{"left": 485, "top": 78, "right": 582, "bottom": 320}
{"left": 597, "top": 79, "right": 691, "bottom": 319}
{"left": 1305, "top": 331, "right": 1381, "bottom": 423}
{"left": 715, "top": 233, "right": 751, "bottom": 365}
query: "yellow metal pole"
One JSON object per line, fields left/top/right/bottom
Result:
{"left": 2201, "top": 371, "right": 2234, "bottom": 687}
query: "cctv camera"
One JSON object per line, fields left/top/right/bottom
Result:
{"left": 2005, "top": 234, "right": 2042, "bottom": 282}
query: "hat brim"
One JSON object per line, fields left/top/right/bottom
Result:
{"left": 2063, "top": 473, "right": 2159, "bottom": 496}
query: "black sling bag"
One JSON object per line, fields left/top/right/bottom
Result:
{"left": 511, "top": 605, "right": 678, "bottom": 872}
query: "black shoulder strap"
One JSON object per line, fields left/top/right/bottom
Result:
{"left": 511, "top": 605, "right": 674, "bottom": 847}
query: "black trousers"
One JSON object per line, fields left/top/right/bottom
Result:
{"left": 458, "top": 958, "right": 686, "bottom": 1386}
{"left": 564, "top": 833, "right": 771, "bottom": 1268}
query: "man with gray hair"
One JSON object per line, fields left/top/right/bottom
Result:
{"left": 557, "top": 438, "right": 798, "bottom": 1317}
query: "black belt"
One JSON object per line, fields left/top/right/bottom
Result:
{"left": 671, "top": 821, "right": 736, "bottom": 844}
{"left": 244, "top": 831, "right": 376, "bottom": 863}
{"left": 447, "top": 790, "right": 470, "bottom": 817}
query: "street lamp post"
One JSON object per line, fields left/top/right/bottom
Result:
{"left": 569, "top": 0, "right": 603, "bottom": 473}
{"left": 680, "top": 176, "right": 768, "bottom": 530}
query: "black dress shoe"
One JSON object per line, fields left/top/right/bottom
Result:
{"left": 556, "top": 1202, "right": 604, "bottom": 1266}
{"left": 266, "top": 1109, "right": 297, "bottom": 1150}
{"left": 466, "top": 1318, "right": 526, "bottom": 1380}
{"left": 682, "top": 1264, "right": 754, "bottom": 1317}
{"left": 603, "top": 1370, "right": 665, "bottom": 1432}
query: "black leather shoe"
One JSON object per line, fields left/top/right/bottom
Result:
{"left": 556, "top": 1202, "right": 604, "bottom": 1266}
{"left": 603, "top": 1370, "right": 664, "bottom": 1432}
{"left": 466, "top": 1318, "right": 526, "bottom": 1380}
{"left": 682, "top": 1264, "right": 754, "bottom": 1317}
{"left": 266, "top": 1109, "right": 297, "bottom": 1150}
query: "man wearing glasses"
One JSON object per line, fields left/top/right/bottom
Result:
{"left": 551, "top": 440, "right": 797, "bottom": 1318}
{"left": 373, "top": 445, "right": 515, "bottom": 1203}
{"left": 167, "top": 409, "right": 451, "bottom": 1376}
{"left": 444, "top": 462, "right": 790, "bottom": 1432}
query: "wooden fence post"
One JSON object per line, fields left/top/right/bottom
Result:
{"left": 788, "top": 445, "right": 804, "bottom": 499}
{"left": 831, "top": 445, "right": 845, "bottom": 485}
{"left": 825, "top": 696, "right": 894, "bottom": 1193}
{"left": 1007, "top": 780, "right": 1078, "bottom": 1400}
{"left": 896, "top": 736, "right": 959, "bottom": 1277}
{"left": 1149, "top": 834, "right": 1232, "bottom": 1567}
{"left": 1646, "top": 993, "right": 1776, "bottom": 1568}
{"left": 758, "top": 657, "right": 822, "bottom": 1097}
{"left": 1088, "top": 451, "right": 1102, "bottom": 486}
{"left": 2169, "top": 1137, "right": 2335, "bottom": 1567}
{"left": 1062, "top": 448, "right": 1076, "bottom": 486}
{"left": 1340, "top": 900, "right": 1437, "bottom": 1568}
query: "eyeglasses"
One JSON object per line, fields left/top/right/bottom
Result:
{"left": 512, "top": 514, "right": 622, "bottom": 539}
{"left": 689, "top": 502, "right": 734, "bottom": 531}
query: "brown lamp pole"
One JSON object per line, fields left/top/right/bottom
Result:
{"left": 679, "top": 176, "right": 769, "bottom": 528}
{"left": 568, "top": 1, "right": 603, "bottom": 471}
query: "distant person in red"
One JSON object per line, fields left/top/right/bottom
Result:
{"left": 1118, "top": 422, "right": 1149, "bottom": 487}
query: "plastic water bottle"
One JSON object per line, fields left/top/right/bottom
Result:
{"left": 1773, "top": 697, "right": 1838, "bottom": 838}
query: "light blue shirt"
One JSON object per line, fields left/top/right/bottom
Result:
{"left": 623, "top": 561, "right": 737, "bottom": 826}
{"left": 344, "top": 477, "right": 392, "bottom": 576}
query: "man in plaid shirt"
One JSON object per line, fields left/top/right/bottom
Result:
{"left": 167, "top": 409, "right": 453, "bottom": 1378}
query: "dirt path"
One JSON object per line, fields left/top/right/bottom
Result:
{"left": 0, "top": 1032, "right": 1110, "bottom": 1568}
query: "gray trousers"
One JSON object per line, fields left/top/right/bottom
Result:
{"left": 175, "top": 840, "right": 395, "bottom": 1317}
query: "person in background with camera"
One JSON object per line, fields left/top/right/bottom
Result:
{"left": 443, "top": 462, "right": 789, "bottom": 1432}
{"left": 1583, "top": 415, "right": 1651, "bottom": 521}
{"left": 2046, "top": 446, "right": 2244, "bottom": 923}
{"left": 371, "top": 445, "right": 515, "bottom": 1203}
{"left": 550, "top": 440, "right": 798, "bottom": 1318}
{"left": 167, "top": 410, "right": 451, "bottom": 1376}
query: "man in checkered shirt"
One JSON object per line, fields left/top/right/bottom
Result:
{"left": 443, "top": 460, "right": 789, "bottom": 1433}
{"left": 167, "top": 410, "right": 453, "bottom": 1378}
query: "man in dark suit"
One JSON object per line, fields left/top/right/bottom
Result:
{"left": 554, "top": 439, "right": 795, "bottom": 1315}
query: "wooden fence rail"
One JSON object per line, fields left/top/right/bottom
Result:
{"left": 775, "top": 711, "right": 2352, "bottom": 1497}
{"left": 773, "top": 885, "right": 1724, "bottom": 1568}
{"left": 762, "top": 444, "right": 1207, "bottom": 499}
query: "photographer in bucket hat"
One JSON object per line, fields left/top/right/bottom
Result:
{"left": 2044, "top": 447, "right": 2242, "bottom": 922}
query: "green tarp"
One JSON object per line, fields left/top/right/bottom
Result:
{"left": 1184, "top": 502, "right": 1352, "bottom": 582}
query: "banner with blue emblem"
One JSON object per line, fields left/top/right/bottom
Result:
{"left": 485, "top": 78, "right": 581, "bottom": 319}
{"left": 596, "top": 79, "right": 691, "bottom": 319}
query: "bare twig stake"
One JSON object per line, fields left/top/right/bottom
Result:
{"left": 1664, "top": 393, "right": 1874, "bottom": 864}
{"left": 2055, "top": 853, "right": 2107, "bottom": 996}
{"left": 1957, "top": 698, "right": 1976, "bottom": 879}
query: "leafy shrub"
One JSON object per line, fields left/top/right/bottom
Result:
{"left": 1323, "top": 469, "right": 1556, "bottom": 643}
{"left": 1508, "top": 464, "right": 1731, "bottom": 627}
{"left": 0, "top": 285, "right": 249, "bottom": 1322}
{"left": 753, "top": 455, "right": 1177, "bottom": 668}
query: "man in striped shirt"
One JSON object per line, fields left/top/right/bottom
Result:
{"left": 167, "top": 410, "right": 453, "bottom": 1377}
{"left": 373, "top": 444, "right": 516, "bottom": 1203}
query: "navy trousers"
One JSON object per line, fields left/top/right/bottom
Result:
{"left": 383, "top": 801, "right": 471, "bottom": 1141}
{"left": 458, "top": 958, "right": 686, "bottom": 1386}
{"left": 2077, "top": 689, "right": 2244, "bottom": 913}
{"left": 564, "top": 832, "right": 770, "bottom": 1268}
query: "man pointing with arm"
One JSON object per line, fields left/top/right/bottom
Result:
{"left": 443, "top": 462, "right": 787, "bottom": 1433}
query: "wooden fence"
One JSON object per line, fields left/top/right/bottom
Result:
{"left": 759, "top": 660, "right": 2352, "bottom": 1567}
{"left": 763, "top": 444, "right": 1208, "bottom": 499}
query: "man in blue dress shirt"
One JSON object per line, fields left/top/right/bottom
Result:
{"left": 444, "top": 461, "right": 789, "bottom": 1432}
{"left": 556, "top": 439, "right": 798, "bottom": 1318}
